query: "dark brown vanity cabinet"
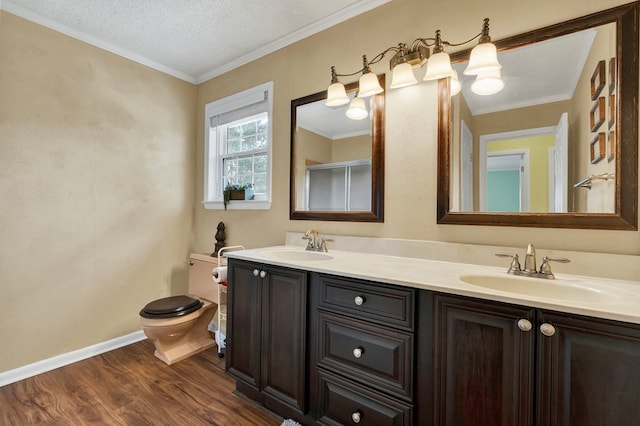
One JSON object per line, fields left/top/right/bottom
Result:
{"left": 309, "top": 273, "right": 427, "bottom": 425}
{"left": 225, "top": 259, "right": 308, "bottom": 420}
{"left": 433, "top": 294, "right": 640, "bottom": 426}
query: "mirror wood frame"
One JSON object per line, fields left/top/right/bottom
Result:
{"left": 290, "top": 75, "right": 385, "bottom": 222}
{"left": 437, "top": 2, "right": 638, "bottom": 230}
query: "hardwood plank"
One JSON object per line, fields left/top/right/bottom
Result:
{"left": 0, "top": 340, "right": 282, "bottom": 425}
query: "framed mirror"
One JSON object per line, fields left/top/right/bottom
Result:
{"left": 290, "top": 75, "right": 385, "bottom": 222}
{"left": 437, "top": 2, "right": 638, "bottom": 229}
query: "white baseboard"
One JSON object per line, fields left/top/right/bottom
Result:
{"left": 0, "top": 330, "right": 146, "bottom": 387}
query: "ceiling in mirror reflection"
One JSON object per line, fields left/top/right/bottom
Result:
{"left": 297, "top": 96, "right": 371, "bottom": 140}
{"left": 453, "top": 28, "right": 598, "bottom": 115}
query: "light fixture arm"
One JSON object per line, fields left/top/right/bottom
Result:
{"left": 479, "top": 18, "right": 492, "bottom": 44}
{"left": 330, "top": 66, "right": 340, "bottom": 84}
{"left": 432, "top": 30, "right": 445, "bottom": 54}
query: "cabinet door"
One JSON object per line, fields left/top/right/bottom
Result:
{"left": 537, "top": 311, "right": 640, "bottom": 426}
{"left": 261, "top": 266, "right": 308, "bottom": 416}
{"left": 225, "top": 260, "right": 262, "bottom": 391}
{"left": 434, "top": 294, "right": 535, "bottom": 426}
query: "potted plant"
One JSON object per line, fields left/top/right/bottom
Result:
{"left": 223, "top": 183, "right": 253, "bottom": 210}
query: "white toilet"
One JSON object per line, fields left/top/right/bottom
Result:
{"left": 139, "top": 254, "right": 219, "bottom": 365}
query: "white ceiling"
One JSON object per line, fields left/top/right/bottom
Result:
{"left": 2, "top": 0, "right": 390, "bottom": 84}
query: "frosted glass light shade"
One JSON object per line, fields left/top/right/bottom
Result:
{"left": 449, "top": 70, "right": 462, "bottom": 96}
{"left": 464, "top": 42, "right": 501, "bottom": 75}
{"left": 326, "top": 82, "right": 350, "bottom": 106}
{"left": 423, "top": 51, "right": 453, "bottom": 81}
{"left": 357, "top": 72, "right": 384, "bottom": 97}
{"left": 346, "top": 97, "right": 368, "bottom": 120}
{"left": 470, "top": 69, "right": 504, "bottom": 95}
{"left": 390, "top": 63, "right": 417, "bottom": 89}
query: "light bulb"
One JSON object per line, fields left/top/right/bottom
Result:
{"left": 450, "top": 70, "right": 462, "bottom": 96}
{"left": 357, "top": 72, "right": 384, "bottom": 97}
{"left": 346, "top": 97, "right": 368, "bottom": 120}
{"left": 464, "top": 42, "right": 501, "bottom": 75}
{"left": 423, "top": 51, "right": 453, "bottom": 81}
{"left": 390, "top": 62, "right": 417, "bottom": 89}
{"left": 326, "top": 82, "right": 350, "bottom": 106}
{"left": 470, "top": 69, "right": 504, "bottom": 95}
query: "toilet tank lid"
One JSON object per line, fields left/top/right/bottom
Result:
{"left": 190, "top": 253, "right": 218, "bottom": 264}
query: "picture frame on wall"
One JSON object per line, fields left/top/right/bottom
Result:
{"left": 590, "top": 133, "right": 606, "bottom": 164}
{"left": 608, "top": 130, "right": 616, "bottom": 162}
{"left": 590, "top": 60, "right": 606, "bottom": 100}
{"left": 609, "top": 57, "right": 616, "bottom": 94}
{"left": 609, "top": 93, "right": 615, "bottom": 128}
{"left": 590, "top": 96, "right": 605, "bottom": 132}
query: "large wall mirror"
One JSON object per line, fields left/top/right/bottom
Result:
{"left": 290, "top": 75, "right": 385, "bottom": 222}
{"left": 437, "top": 2, "right": 638, "bottom": 229}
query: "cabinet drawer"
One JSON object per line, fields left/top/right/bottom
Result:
{"left": 318, "top": 312, "right": 413, "bottom": 400}
{"left": 316, "top": 370, "right": 412, "bottom": 426}
{"left": 315, "top": 273, "right": 415, "bottom": 330}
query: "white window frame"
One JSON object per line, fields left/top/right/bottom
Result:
{"left": 202, "top": 81, "right": 273, "bottom": 210}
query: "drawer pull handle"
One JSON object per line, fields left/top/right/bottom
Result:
{"left": 517, "top": 319, "right": 532, "bottom": 332}
{"left": 259, "top": 270, "right": 266, "bottom": 278}
{"left": 351, "top": 410, "right": 362, "bottom": 423}
{"left": 253, "top": 269, "right": 259, "bottom": 277}
{"left": 352, "top": 347, "right": 364, "bottom": 359}
{"left": 540, "top": 323, "right": 556, "bottom": 337}
{"left": 354, "top": 296, "right": 364, "bottom": 306}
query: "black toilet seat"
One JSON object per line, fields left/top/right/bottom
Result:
{"left": 140, "top": 295, "right": 204, "bottom": 319}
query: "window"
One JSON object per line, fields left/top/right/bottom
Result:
{"left": 203, "top": 82, "right": 273, "bottom": 210}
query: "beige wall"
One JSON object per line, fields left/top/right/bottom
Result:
{"left": 1, "top": 0, "right": 638, "bottom": 373}
{"left": 331, "top": 135, "right": 371, "bottom": 162}
{"left": 294, "top": 128, "right": 331, "bottom": 210}
{"left": 0, "top": 12, "right": 197, "bottom": 372}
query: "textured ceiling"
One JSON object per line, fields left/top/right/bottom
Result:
{"left": 2, "top": 0, "right": 390, "bottom": 83}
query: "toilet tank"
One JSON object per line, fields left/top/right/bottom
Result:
{"left": 188, "top": 253, "right": 218, "bottom": 303}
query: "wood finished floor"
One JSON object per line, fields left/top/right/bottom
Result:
{"left": 0, "top": 339, "right": 282, "bottom": 425}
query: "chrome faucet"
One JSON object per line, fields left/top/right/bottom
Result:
{"left": 302, "top": 228, "right": 333, "bottom": 252}
{"left": 523, "top": 243, "right": 537, "bottom": 274}
{"left": 496, "top": 243, "right": 570, "bottom": 279}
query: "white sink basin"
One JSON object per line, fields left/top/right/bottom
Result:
{"left": 459, "top": 274, "right": 606, "bottom": 303}
{"left": 260, "top": 249, "right": 333, "bottom": 261}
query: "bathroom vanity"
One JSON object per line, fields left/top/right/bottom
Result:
{"left": 225, "top": 246, "right": 640, "bottom": 425}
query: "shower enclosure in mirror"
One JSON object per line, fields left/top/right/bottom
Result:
{"left": 437, "top": 2, "right": 638, "bottom": 229}
{"left": 290, "top": 75, "right": 385, "bottom": 222}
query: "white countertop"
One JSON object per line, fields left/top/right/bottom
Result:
{"left": 226, "top": 245, "right": 640, "bottom": 325}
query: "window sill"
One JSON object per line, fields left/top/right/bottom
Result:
{"left": 202, "top": 200, "right": 271, "bottom": 210}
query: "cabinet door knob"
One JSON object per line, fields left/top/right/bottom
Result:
{"left": 259, "top": 270, "right": 266, "bottom": 278}
{"left": 352, "top": 347, "right": 364, "bottom": 359}
{"left": 354, "top": 296, "right": 364, "bottom": 306}
{"left": 540, "top": 323, "right": 556, "bottom": 336}
{"left": 351, "top": 410, "right": 362, "bottom": 423}
{"left": 253, "top": 269, "right": 260, "bottom": 277}
{"left": 517, "top": 319, "right": 533, "bottom": 332}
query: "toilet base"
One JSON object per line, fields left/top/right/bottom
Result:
{"left": 142, "top": 301, "right": 218, "bottom": 365}
{"left": 153, "top": 337, "right": 217, "bottom": 365}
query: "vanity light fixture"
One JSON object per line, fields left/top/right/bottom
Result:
{"left": 326, "top": 17, "right": 503, "bottom": 106}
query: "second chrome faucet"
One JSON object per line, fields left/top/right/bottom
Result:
{"left": 302, "top": 228, "right": 333, "bottom": 252}
{"left": 496, "top": 243, "right": 570, "bottom": 279}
